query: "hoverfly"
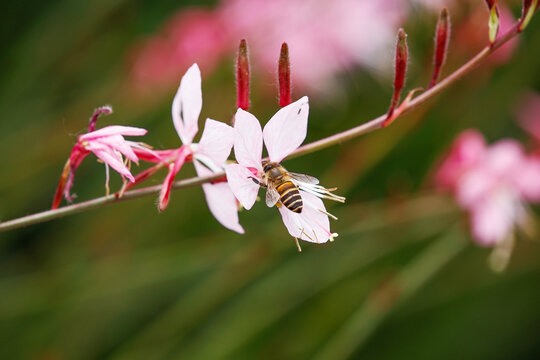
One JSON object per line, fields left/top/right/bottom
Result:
{"left": 250, "top": 161, "right": 320, "bottom": 213}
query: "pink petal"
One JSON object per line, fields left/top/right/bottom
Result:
{"left": 263, "top": 96, "right": 309, "bottom": 163}
{"left": 484, "top": 139, "right": 525, "bottom": 176}
{"left": 513, "top": 157, "right": 540, "bottom": 201}
{"left": 233, "top": 108, "right": 263, "bottom": 170}
{"left": 79, "top": 126, "right": 147, "bottom": 141}
{"left": 224, "top": 163, "right": 260, "bottom": 210}
{"left": 194, "top": 162, "right": 244, "bottom": 233}
{"left": 434, "top": 130, "right": 486, "bottom": 190}
{"left": 456, "top": 168, "right": 495, "bottom": 209}
{"left": 158, "top": 147, "right": 191, "bottom": 211}
{"left": 86, "top": 143, "right": 135, "bottom": 182}
{"left": 197, "top": 118, "right": 234, "bottom": 166}
{"left": 278, "top": 191, "right": 332, "bottom": 243}
{"left": 129, "top": 142, "right": 167, "bottom": 163}
{"left": 97, "top": 135, "right": 139, "bottom": 163}
{"left": 470, "top": 193, "right": 517, "bottom": 246}
{"left": 172, "top": 63, "right": 202, "bottom": 144}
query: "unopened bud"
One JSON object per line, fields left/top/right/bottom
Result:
{"left": 520, "top": 0, "right": 539, "bottom": 31}
{"left": 385, "top": 28, "right": 408, "bottom": 123}
{"left": 88, "top": 105, "right": 113, "bottom": 133}
{"left": 278, "top": 43, "right": 292, "bottom": 108}
{"left": 429, "top": 8, "right": 451, "bottom": 89}
{"left": 485, "top": 0, "right": 500, "bottom": 44}
{"left": 236, "top": 39, "right": 250, "bottom": 111}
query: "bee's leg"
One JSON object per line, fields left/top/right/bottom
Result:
{"left": 248, "top": 176, "right": 267, "bottom": 188}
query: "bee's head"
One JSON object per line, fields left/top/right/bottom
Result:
{"left": 263, "top": 162, "right": 282, "bottom": 179}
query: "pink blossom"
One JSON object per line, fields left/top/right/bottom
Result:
{"left": 142, "top": 63, "right": 244, "bottom": 233}
{"left": 225, "top": 97, "right": 344, "bottom": 245}
{"left": 435, "top": 130, "right": 540, "bottom": 247}
{"left": 53, "top": 107, "right": 147, "bottom": 209}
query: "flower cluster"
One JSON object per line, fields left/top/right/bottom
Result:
{"left": 53, "top": 42, "right": 345, "bottom": 249}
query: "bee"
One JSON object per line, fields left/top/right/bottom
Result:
{"left": 251, "top": 161, "right": 319, "bottom": 213}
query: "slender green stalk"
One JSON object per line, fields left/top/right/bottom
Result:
{"left": 313, "top": 226, "right": 467, "bottom": 360}
{"left": 0, "top": 22, "right": 524, "bottom": 232}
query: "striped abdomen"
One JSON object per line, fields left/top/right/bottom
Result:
{"left": 276, "top": 181, "right": 303, "bottom": 213}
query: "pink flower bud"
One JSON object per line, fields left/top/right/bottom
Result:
{"left": 485, "top": 0, "right": 500, "bottom": 44}
{"left": 520, "top": 0, "right": 539, "bottom": 31}
{"left": 278, "top": 43, "right": 292, "bottom": 108}
{"left": 236, "top": 39, "right": 250, "bottom": 111}
{"left": 429, "top": 8, "right": 451, "bottom": 89}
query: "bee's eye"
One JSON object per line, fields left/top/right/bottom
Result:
{"left": 263, "top": 164, "right": 273, "bottom": 172}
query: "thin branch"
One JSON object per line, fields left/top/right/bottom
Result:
{"left": 0, "top": 22, "right": 524, "bottom": 233}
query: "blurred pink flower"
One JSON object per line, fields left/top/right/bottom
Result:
{"left": 131, "top": 9, "right": 228, "bottom": 89}
{"left": 53, "top": 107, "right": 148, "bottom": 209}
{"left": 219, "top": 0, "right": 405, "bottom": 87}
{"left": 225, "top": 97, "right": 344, "bottom": 244}
{"left": 435, "top": 130, "right": 540, "bottom": 247}
{"left": 129, "top": 0, "right": 408, "bottom": 92}
{"left": 142, "top": 63, "right": 244, "bottom": 233}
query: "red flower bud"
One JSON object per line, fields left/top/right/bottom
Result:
{"left": 384, "top": 28, "right": 408, "bottom": 126}
{"left": 278, "top": 43, "right": 292, "bottom": 108}
{"left": 236, "top": 39, "right": 250, "bottom": 111}
{"left": 429, "top": 8, "right": 451, "bottom": 89}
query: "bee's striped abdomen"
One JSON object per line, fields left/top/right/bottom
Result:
{"left": 277, "top": 181, "right": 303, "bottom": 213}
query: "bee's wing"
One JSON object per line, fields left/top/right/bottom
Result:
{"left": 289, "top": 172, "right": 319, "bottom": 185}
{"left": 266, "top": 183, "right": 281, "bottom": 207}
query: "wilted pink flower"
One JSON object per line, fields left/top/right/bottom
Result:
{"left": 435, "top": 130, "right": 540, "bottom": 249}
{"left": 52, "top": 107, "right": 147, "bottom": 209}
{"left": 140, "top": 63, "right": 244, "bottom": 233}
{"left": 225, "top": 97, "right": 344, "bottom": 246}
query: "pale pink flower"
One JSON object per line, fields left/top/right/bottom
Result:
{"left": 145, "top": 63, "right": 244, "bottom": 233}
{"left": 53, "top": 106, "right": 147, "bottom": 209}
{"left": 225, "top": 97, "right": 344, "bottom": 245}
{"left": 435, "top": 130, "right": 540, "bottom": 249}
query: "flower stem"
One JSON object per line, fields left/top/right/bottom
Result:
{"left": 313, "top": 225, "right": 467, "bottom": 360}
{"left": 0, "top": 22, "right": 524, "bottom": 233}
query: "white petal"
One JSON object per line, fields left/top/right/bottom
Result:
{"left": 233, "top": 109, "right": 263, "bottom": 170}
{"left": 194, "top": 162, "right": 244, "bottom": 234}
{"left": 197, "top": 118, "right": 234, "bottom": 166}
{"left": 278, "top": 191, "right": 332, "bottom": 243}
{"left": 224, "top": 163, "right": 260, "bottom": 210}
{"left": 172, "top": 63, "right": 202, "bottom": 144}
{"left": 470, "top": 194, "right": 516, "bottom": 246}
{"left": 263, "top": 96, "right": 309, "bottom": 163}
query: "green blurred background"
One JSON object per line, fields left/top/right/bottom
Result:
{"left": 1, "top": 1, "right": 540, "bottom": 359}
